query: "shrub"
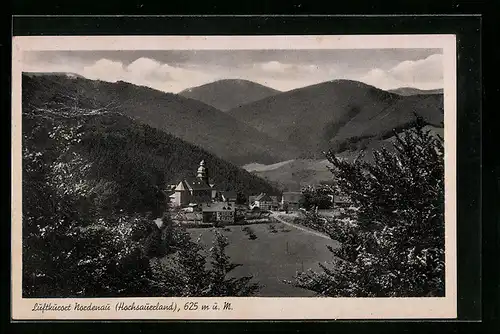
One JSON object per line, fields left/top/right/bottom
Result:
{"left": 242, "top": 226, "right": 258, "bottom": 240}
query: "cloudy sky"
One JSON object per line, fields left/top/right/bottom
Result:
{"left": 23, "top": 49, "right": 443, "bottom": 93}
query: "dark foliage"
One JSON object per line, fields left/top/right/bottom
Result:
{"left": 21, "top": 78, "right": 266, "bottom": 297}
{"left": 242, "top": 226, "right": 258, "bottom": 240}
{"left": 149, "top": 230, "right": 260, "bottom": 296}
{"left": 292, "top": 118, "right": 445, "bottom": 297}
{"left": 236, "top": 192, "right": 248, "bottom": 205}
{"left": 267, "top": 224, "right": 278, "bottom": 233}
{"left": 300, "top": 185, "right": 334, "bottom": 211}
{"left": 22, "top": 130, "right": 260, "bottom": 297}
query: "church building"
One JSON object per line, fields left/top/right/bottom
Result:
{"left": 169, "top": 160, "right": 218, "bottom": 207}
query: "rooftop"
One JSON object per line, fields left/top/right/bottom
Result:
{"left": 172, "top": 177, "right": 214, "bottom": 191}
{"left": 189, "top": 178, "right": 213, "bottom": 190}
{"left": 250, "top": 192, "right": 280, "bottom": 202}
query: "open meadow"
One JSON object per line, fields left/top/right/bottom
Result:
{"left": 188, "top": 222, "right": 340, "bottom": 297}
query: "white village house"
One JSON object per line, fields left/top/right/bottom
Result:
{"left": 201, "top": 202, "right": 235, "bottom": 224}
{"left": 248, "top": 193, "right": 281, "bottom": 211}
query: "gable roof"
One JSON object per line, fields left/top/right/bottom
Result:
{"left": 171, "top": 176, "right": 212, "bottom": 191}
{"left": 189, "top": 178, "right": 212, "bottom": 190}
{"left": 249, "top": 192, "right": 280, "bottom": 203}
{"left": 174, "top": 180, "right": 191, "bottom": 191}
{"left": 251, "top": 193, "right": 266, "bottom": 201}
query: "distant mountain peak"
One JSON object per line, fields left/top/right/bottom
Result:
{"left": 320, "top": 79, "right": 392, "bottom": 90}
{"left": 185, "top": 78, "right": 277, "bottom": 88}
{"left": 179, "top": 79, "right": 280, "bottom": 111}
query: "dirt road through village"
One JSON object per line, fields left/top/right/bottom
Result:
{"left": 270, "top": 212, "right": 331, "bottom": 240}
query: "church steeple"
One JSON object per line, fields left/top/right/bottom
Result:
{"left": 196, "top": 160, "right": 209, "bottom": 184}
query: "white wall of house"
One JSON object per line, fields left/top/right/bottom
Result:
{"left": 217, "top": 211, "right": 235, "bottom": 223}
{"left": 250, "top": 201, "right": 279, "bottom": 211}
{"left": 170, "top": 191, "right": 190, "bottom": 207}
{"left": 249, "top": 200, "right": 260, "bottom": 210}
{"left": 170, "top": 192, "right": 182, "bottom": 207}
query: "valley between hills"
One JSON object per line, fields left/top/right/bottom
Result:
{"left": 23, "top": 73, "right": 444, "bottom": 193}
{"left": 21, "top": 71, "right": 446, "bottom": 298}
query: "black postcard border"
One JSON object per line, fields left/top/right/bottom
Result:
{"left": 5, "top": 13, "right": 489, "bottom": 333}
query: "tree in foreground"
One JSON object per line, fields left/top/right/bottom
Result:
{"left": 22, "top": 110, "right": 259, "bottom": 298}
{"left": 293, "top": 120, "right": 445, "bottom": 297}
{"left": 149, "top": 227, "right": 260, "bottom": 297}
{"left": 300, "top": 184, "right": 335, "bottom": 211}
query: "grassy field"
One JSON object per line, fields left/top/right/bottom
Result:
{"left": 188, "top": 223, "right": 340, "bottom": 297}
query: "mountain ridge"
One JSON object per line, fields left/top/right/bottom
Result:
{"left": 227, "top": 79, "right": 444, "bottom": 158}
{"left": 23, "top": 74, "right": 299, "bottom": 166}
{"left": 179, "top": 79, "right": 281, "bottom": 111}
{"left": 388, "top": 87, "right": 443, "bottom": 96}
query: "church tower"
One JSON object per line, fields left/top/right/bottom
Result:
{"left": 196, "top": 160, "right": 209, "bottom": 185}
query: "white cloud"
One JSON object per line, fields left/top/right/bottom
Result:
{"left": 260, "top": 61, "right": 287, "bottom": 72}
{"left": 82, "top": 59, "right": 125, "bottom": 82}
{"left": 22, "top": 52, "right": 443, "bottom": 93}
{"left": 257, "top": 61, "right": 324, "bottom": 75}
{"left": 358, "top": 68, "right": 404, "bottom": 90}
{"left": 389, "top": 54, "right": 443, "bottom": 83}
{"left": 23, "top": 55, "right": 217, "bottom": 93}
{"left": 247, "top": 61, "right": 336, "bottom": 90}
{"left": 357, "top": 54, "right": 443, "bottom": 90}
{"left": 127, "top": 57, "right": 159, "bottom": 74}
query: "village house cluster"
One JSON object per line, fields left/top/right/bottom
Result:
{"left": 165, "top": 160, "right": 303, "bottom": 226}
{"left": 249, "top": 192, "right": 302, "bottom": 212}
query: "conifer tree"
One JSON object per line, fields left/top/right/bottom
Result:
{"left": 149, "top": 228, "right": 260, "bottom": 297}
{"left": 206, "top": 231, "right": 260, "bottom": 296}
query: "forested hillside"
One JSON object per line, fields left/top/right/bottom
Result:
{"left": 23, "top": 73, "right": 298, "bottom": 165}
{"left": 228, "top": 79, "right": 443, "bottom": 158}
{"left": 23, "top": 110, "right": 279, "bottom": 216}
